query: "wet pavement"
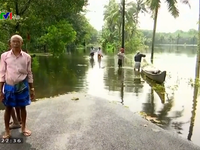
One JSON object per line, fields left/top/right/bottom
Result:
{"left": 0, "top": 93, "right": 200, "bottom": 150}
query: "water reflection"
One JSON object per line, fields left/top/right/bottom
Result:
{"left": 143, "top": 88, "right": 156, "bottom": 117}
{"left": 89, "top": 58, "right": 95, "bottom": 68}
{"left": 141, "top": 74, "right": 165, "bottom": 104}
{"left": 117, "top": 68, "right": 124, "bottom": 105}
{"left": 133, "top": 71, "right": 143, "bottom": 96}
{"left": 33, "top": 54, "right": 89, "bottom": 98}
{"left": 158, "top": 96, "right": 174, "bottom": 128}
{"left": 98, "top": 58, "right": 101, "bottom": 68}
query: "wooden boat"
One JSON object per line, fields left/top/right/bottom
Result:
{"left": 141, "top": 69, "right": 166, "bottom": 84}
{"left": 141, "top": 74, "right": 165, "bottom": 104}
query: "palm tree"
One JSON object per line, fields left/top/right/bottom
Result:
{"left": 176, "top": 34, "right": 180, "bottom": 45}
{"left": 103, "top": 0, "right": 144, "bottom": 50}
{"left": 146, "top": 0, "right": 189, "bottom": 63}
{"left": 135, "top": 0, "right": 148, "bottom": 25}
{"left": 159, "top": 35, "right": 165, "bottom": 44}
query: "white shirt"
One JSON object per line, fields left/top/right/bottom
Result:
{"left": 118, "top": 52, "right": 124, "bottom": 60}
{"left": 90, "top": 48, "right": 95, "bottom": 53}
{"left": 97, "top": 49, "right": 102, "bottom": 55}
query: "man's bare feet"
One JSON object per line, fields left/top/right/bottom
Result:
{"left": 22, "top": 129, "right": 31, "bottom": 137}
{"left": 2, "top": 131, "right": 11, "bottom": 139}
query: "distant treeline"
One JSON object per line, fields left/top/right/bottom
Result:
{"left": 140, "top": 29, "right": 198, "bottom": 45}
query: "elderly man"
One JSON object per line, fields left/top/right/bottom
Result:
{"left": 0, "top": 34, "right": 35, "bottom": 138}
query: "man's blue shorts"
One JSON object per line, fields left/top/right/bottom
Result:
{"left": 2, "top": 79, "right": 31, "bottom": 107}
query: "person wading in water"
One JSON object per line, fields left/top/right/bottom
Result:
{"left": 134, "top": 51, "right": 146, "bottom": 72}
{"left": 97, "top": 47, "right": 103, "bottom": 68}
{"left": 117, "top": 48, "right": 125, "bottom": 68}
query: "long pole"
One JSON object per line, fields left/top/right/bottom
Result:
{"left": 121, "top": 0, "right": 125, "bottom": 49}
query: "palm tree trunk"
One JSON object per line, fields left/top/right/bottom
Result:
{"left": 187, "top": 62, "right": 199, "bottom": 141}
{"left": 187, "top": 2, "right": 200, "bottom": 140}
{"left": 15, "top": 0, "right": 20, "bottom": 33}
{"left": 121, "top": 0, "right": 125, "bottom": 49}
{"left": 196, "top": 0, "right": 200, "bottom": 75}
{"left": 151, "top": 6, "right": 158, "bottom": 63}
{"left": 188, "top": 8, "right": 200, "bottom": 137}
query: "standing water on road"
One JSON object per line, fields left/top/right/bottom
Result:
{"left": 0, "top": 46, "right": 199, "bottom": 147}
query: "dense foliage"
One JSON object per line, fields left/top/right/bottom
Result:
{"left": 0, "top": 0, "right": 98, "bottom": 55}
{"left": 100, "top": 0, "right": 194, "bottom": 54}
{"left": 142, "top": 29, "right": 198, "bottom": 45}
{"left": 101, "top": 0, "right": 148, "bottom": 53}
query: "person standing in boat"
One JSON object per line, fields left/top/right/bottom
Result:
{"left": 117, "top": 48, "right": 125, "bottom": 68}
{"left": 134, "top": 51, "right": 146, "bottom": 72}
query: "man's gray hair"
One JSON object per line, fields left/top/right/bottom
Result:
{"left": 11, "top": 35, "right": 23, "bottom": 42}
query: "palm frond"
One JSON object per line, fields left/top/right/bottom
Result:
{"left": 146, "top": 0, "right": 161, "bottom": 11}
{"left": 166, "top": 0, "right": 179, "bottom": 18}
{"left": 180, "top": 0, "right": 191, "bottom": 8}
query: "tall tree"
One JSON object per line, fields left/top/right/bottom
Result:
{"left": 102, "top": 0, "right": 145, "bottom": 52}
{"left": 146, "top": 0, "right": 179, "bottom": 62}
{"left": 0, "top": 0, "right": 98, "bottom": 55}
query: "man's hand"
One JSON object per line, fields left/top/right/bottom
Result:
{"left": 30, "top": 90, "right": 35, "bottom": 101}
{"left": 0, "top": 91, "right": 4, "bottom": 102}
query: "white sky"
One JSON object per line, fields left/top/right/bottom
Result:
{"left": 85, "top": 0, "right": 198, "bottom": 32}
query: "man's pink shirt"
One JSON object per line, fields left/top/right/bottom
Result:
{"left": 0, "top": 50, "right": 33, "bottom": 85}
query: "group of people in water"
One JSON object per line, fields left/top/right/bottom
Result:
{"left": 118, "top": 48, "right": 146, "bottom": 71}
{"left": 89, "top": 46, "right": 145, "bottom": 71}
{"left": 89, "top": 46, "right": 103, "bottom": 60}
{"left": 89, "top": 46, "right": 103, "bottom": 68}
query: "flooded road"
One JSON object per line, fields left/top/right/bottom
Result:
{"left": 0, "top": 46, "right": 199, "bottom": 147}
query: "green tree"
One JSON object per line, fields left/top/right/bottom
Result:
{"left": 102, "top": 0, "right": 145, "bottom": 53}
{"left": 146, "top": 0, "right": 187, "bottom": 62}
{"left": 0, "top": 0, "right": 98, "bottom": 55}
{"left": 38, "top": 20, "right": 76, "bottom": 55}
{"left": 141, "top": 29, "right": 198, "bottom": 45}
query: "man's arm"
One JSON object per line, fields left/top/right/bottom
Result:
{"left": 27, "top": 56, "right": 34, "bottom": 89}
{"left": 142, "top": 54, "right": 146, "bottom": 57}
{"left": 0, "top": 82, "right": 4, "bottom": 92}
{"left": 27, "top": 56, "right": 35, "bottom": 100}
{"left": 123, "top": 54, "right": 128, "bottom": 59}
{"left": 0, "top": 54, "right": 6, "bottom": 92}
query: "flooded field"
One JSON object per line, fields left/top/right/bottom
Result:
{"left": 0, "top": 46, "right": 199, "bottom": 146}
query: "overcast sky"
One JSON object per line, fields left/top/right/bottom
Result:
{"left": 85, "top": 0, "right": 198, "bottom": 32}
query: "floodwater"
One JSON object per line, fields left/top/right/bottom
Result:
{"left": 0, "top": 45, "right": 200, "bottom": 147}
